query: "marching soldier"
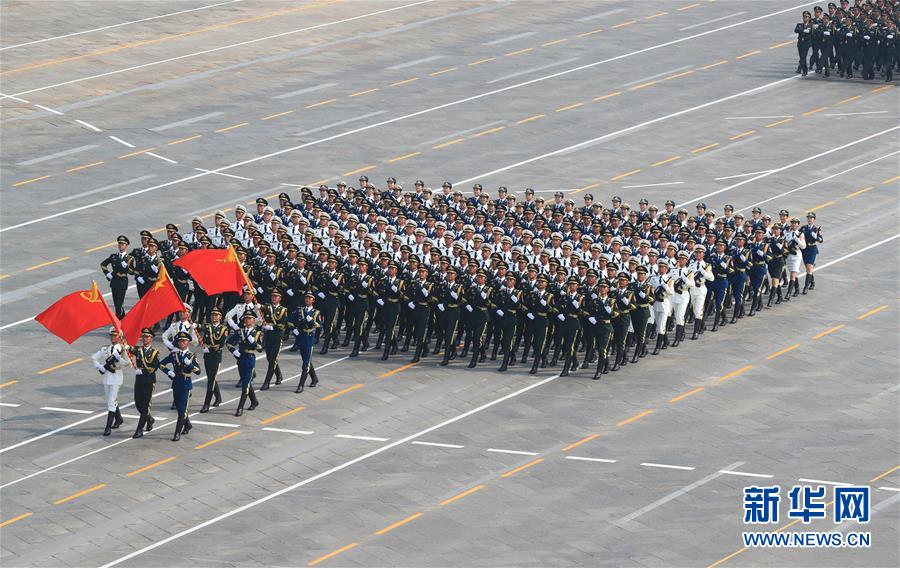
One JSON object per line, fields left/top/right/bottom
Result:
{"left": 688, "top": 245, "right": 714, "bottom": 340}
{"left": 290, "top": 292, "right": 322, "bottom": 393}
{"left": 315, "top": 255, "right": 343, "bottom": 354}
{"left": 729, "top": 234, "right": 750, "bottom": 322}
{"left": 628, "top": 266, "right": 654, "bottom": 363}
{"left": 649, "top": 259, "right": 675, "bottom": 353}
{"left": 159, "top": 331, "right": 201, "bottom": 441}
{"left": 747, "top": 228, "right": 772, "bottom": 316}
{"left": 434, "top": 267, "right": 465, "bottom": 366}
{"left": 346, "top": 258, "right": 375, "bottom": 358}
{"left": 670, "top": 252, "right": 691, "bottom": 347}
{"left": 465, "top": 269, "right": 492, "bottom": 368}
{"left": 708, "top": 240, "right": 733, "bottom": 331}
{"left": 493, "top": 272, "right": 521, "bottom": 372}
{"left": 260, "top": 289, "right": 288, "bottom": 390}
{"left": 525, "top": 274, "right": 554, "bottom": 374}
{"left": 409, "top": 266, "right": 434, "bottom": 363}
{"left": 590, "top": 280, "right": 617, "bottom": 378}
{"left": 130, "top": 328, "right": 160, "bottom": 438}
{"left": 611, "top": 273, "right": 634, "bottom": 371}
{"left": 557, "top": 277, "right": 584, "bottom": 377}
{"left": 227, "top": 311, "right": 263, "bottom": 416}
{"left": 100, "top": 235, "right": 135, "bottom": 319}
{"left": 801, "top": 212, "right": 823, "bottom": 294}
{"left": 377, "top": 261, "right": 405, "bottom": 360}
{"left": 199, "top": 307, "right": 227, "bottom": 412}
{"left": 92, "top": 327, "right": 128, "bottom": 436}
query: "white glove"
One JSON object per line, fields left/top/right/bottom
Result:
{"left": 510, "top": 295, "right": 517, "bottom": 303}
{"left": 756, "top": 249, "right": 765, "bottom": 257}
{"left": 317, "top": 291, "right": 325, "bottom": 299}
{"left": 151, "top": 264, "right": 159, "bottom": 273}
{"left": 136, "top": 276, "right": 145, "bottom": 284}
{"left": 638, "top": 292, "right": 646, "bottom": 299}
{"left": 466, "top": 305, "right": 473, "bottom": 312}
{"left": 450, "top": 291, "right": 458, "bottom": 300}
{"left": 331, "top": 278, "right": 340, "bottom": 286}
{"left": 229, "top": 321, "right": 239, "bottom": 330}
{"left": 269, "top": 272, "right": 277, "bottom": 280}
{"left": 496, "top": 309, "right": 504, "bottom": 317}
{"left": 287, "top": 288, "right": 294, "bottom": 296}
{"left": 408, "top": 301, "right": 415, "bottom": 309}
{"left": 247, "top": 334, "right": 255, "bottom": 344}
{"left": 739, "top": 254, "right": 746, "bottom": 262}
{"left": 135, "top": 368, "right": 143, "bottom": 375}
{"left": 391, "top": 285, "right": 398, "bottom": 293}
{"left": 437, "top": 303, "right": 445, "bottom": 312}
{"left": 526, "top": 313, "right": 535, "bottom": 320}
{"left": 720, "top": 261, "right": 728, "bottom": 268}
{"left": 203, "top": 347, "right": 209, "bottom": 354}
{"left": 188, "top": 280, "right": 195, "bottom": 291}
{"left": 164, "top": 340, "right": 174, "bottom": 351}
{"left": 421, "top": 287, "right": 428, "bottom": 296}
{"left": 377, "top": 298, "right": 385, "bottom": 306}
{"left": 604, "top": 305, "right": 613, "bottom": 313}
{"left": 232, "top": 349, "right": 241, "bottom": 357}
{"left": 98, "top": 369, "right": 106, "bottom": 375}
{"left": 540, "top": 299, "right": 547, "bottom": 306}
{"left": 263, "top": 325, "right": 273, "bottom": 331}
{"left": 299, "top": 276, "right": 307, "bottom": 284}
{"left": 557, "top": 314, "right": 565, "bottom": 321}
{"left": 362, "top": 281, "right": 368, "bottom": 288}
{"left": 292, "top": 329, "right": 300, "bottom": 336}
{"left": 167, "top": 370, "right": 176, "bottom": 378}
{"left": 480, "top": 291, "right": 488, "bottom": 299}
{"left": 348, "top": 294, "right": 355, "bottom": 302}
{"left": 106, "top": 272, "right": 113, "bottom": 281}
{"left": 256, "top": 287, "right": 263, "bottom": 294}
{"left": 573, "top": 300, "right": 580, "bottom": 308}
{"left": 120, "top": 260, "right": 128, "bottom": 269}
{"left": 588, "top": 317, "right": 597, "bottom": 325}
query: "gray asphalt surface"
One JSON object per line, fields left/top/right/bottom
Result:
{"left": 1, "top": 1, "right": 898, "bottom": 567}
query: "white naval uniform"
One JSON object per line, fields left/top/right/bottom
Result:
{"left": 785, "top": 230, "right": 806, "bottom": 273}
{"left": 670, "top": 267, "right": 692, "bottom": 325}
{"left": 162, "top": 320, "right": 198, "bottom": 350}
{"left": 226, "top": 302, "right": 260, "bottom": 330}
{"left": 92, "top": 343, "right": 126, "bottom": 412}
{"left": 687, "top": 260, "right": 714, "bottom": 318}
{"left": 649, "top": 273, "right": 674, "bottom": 333}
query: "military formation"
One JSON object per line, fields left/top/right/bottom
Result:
{"left": 97, "top": 179, "right": 824, "bottom": 440}
{"left": 795, "top": 1, "right": 900, "bottom": 79}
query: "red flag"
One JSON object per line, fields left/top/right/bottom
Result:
{"left": 174, "top": 244, "right": 252, "bottom": 296}
{"left": 35, "top": 281, "right": 120, "bottom": 344}
{"left": 120, "top": 264, "right": 185, "bottom": 344}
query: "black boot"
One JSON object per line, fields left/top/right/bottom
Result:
{"left": 381, "top": 339, "right": 391, "bottom": 361}
{"left": 182, "top": 416, "right": 192, "bottom": 435}
{"left": 580, "top": 346, "right": 593, "bottom": 369}
{"left": 295, "top": 368, "right": 308, "bottom": 393}
{"left": 661, "top": 332, "right": 669, "bottom": 350}
{"left": 691, "top": 319, "right": 701, "bottom": 340}
{"left": 490, "top": 342, "right": 499, "bottom": 361}
{"left": 652, "top": 335, "right": 664, "bottom": 355}
{"left": 411, "top": 343, "right": 422, "bottom": 364}
{"left": 802, "top": 275, "right": 810, "bottom": 294}
{"left": 809, "top": 274, "right": 815, "bottom": 290}
{"left": 672, "top": 325, "right": 682, "bottom": 347}
{"left": 247, "top": 386, "right": 259, "bottom": 410}
{"left": 748, "top": 295, "right": 757, "bottom": 317}
{"left": 319, "top": 341, "right": 329, "bottom": 355}
{"left": 260, "top": 371, "right": 272, "bottom": 391}
{"left": 711, "top": 309, "right": 720, "bottom": 332}
{"left": 440, "top": 348, "right": 452, "bottom": 367}
{"left": 767, "top": 288, "right": 776, "bottom": 307}
{"left": 133, "top": 415, "right": 146, "bottom": 438}
{"left": 529, "top": 356, "right": 539, "bottom": 374}
{"left": 146, "top": 415, "right": 155, "bottom": 431}
{"left": 775, "top": 287, "right": 783, "bottom": 304}
{"left": 235, "top": 391, "right": 247, "bottom": 416}
{"left": 112, "top": 406, "right": 123, "bottom": 429}
{"left": 560, "top": 354, "right": 572, "bottom": 377}
{"left": 275, "top": 367, "right": 283, "bottom": 385}
{"left": 172, "top": 415, "right": 183, "bottom": 441}
{"left": 730, "top": 302, "right": 740, "bottom": 323}
{"left": 103, "top": 411, "right": 114, "bottom": 436}
{"left": 498, "top": 352, "right": 509, "bottom": 372}
{"left": 468, "top": 350, "right": 478, "bottom": 368}
{"left": 593, "top": 357, "right": 605, "bottom": 380}
{"left": 401, "top": 336, "right": 411, "bottom": 353}
{"left": 631, "top": 343, "right": 640, "bottom": 364}
{"left": 309, "top": 366, "right": 319, "bottom": 388}
{"left": 611, "top": 349, "right": 622, "bottom": 371}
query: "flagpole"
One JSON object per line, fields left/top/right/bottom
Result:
{"left": 160, "top": 264, "right": 206, "bottom": 349}
{"left": 228, "top": 243, "right": 264, "bottom": 318}
{"left": 94, "top": 280, "right": 137, "bottom": 369}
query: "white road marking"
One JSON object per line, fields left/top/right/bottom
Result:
{"left": 641, "top": 462, "right": 696, "bottom": 471}
{"left": 410, "top": 441, "right": 464, "bottom": 449}
{"left": 194, "top": 168, "right": 253, "bottom": 181}
{"left": 421, "top": 120, "right": 506, "bottom": 145}
{"left": 4, "top": 3, "right": 812, "bottom": 232}
{"left": 293, "top": 110, "right": 387, "bottom": 137}
{"left": 10, "top": 0, "right": 437, "bottom": 98}
{"left": 576, "top": 7, "right": 627, "bottom": 22}
{"left": 824, "top": 110, "right": 888, "bottom": 117}
{"left": 0, "top": 269, "right": 94, "bottom": 306}
{"left": 151, "top": 112, "right": 224, "bottom": 132}
{"left": 725, "top": 115, "right": 794, "bottom": 120}
{"left": 565, "top": 456, "right": 617, "bottom": 463}
{"left": 45, "top": 175, "right": 157, "bottom": 205}
{"left": 16, "top": 144, "right": 99, "bottom": 166}
{"left": 33, "top": 104, "right": 63, "bottom": 115}
{"left": 486, "top": 57, "right": 580, "bottom": 84}
{"left": 335, "top": 434, "right": 391, "bottom": 442}
{"left": 622, "top": 181, "right": 684, "bottom": 189}
{"left": 621, "top": 64, "right": 693, "bottom": 87}
{"left": 718, "top": 469, "right": 773, "bottom": 479}
{"left": 108, "top": 135, "right": 135, "bottom": 148}
{"left": 486, "top": 448, "right": 539, "bottom": 456}
{"left": 484, "top": 31, "right": 537, "bottom": 45}
{"left": 192, "top": 420, "right": 240, "bottom": 428}
{"left": 0, "top": 403, "right": 21, "bottom": 408}
{"left": 40, "top": 407, "right": 94, "bottom": 414}
{"left": 679, "top": 12, "right": 745, "bottom": 31}
{"left": 0, "top": 0, "right": 242, "bottom": 51}
{"left": 74, "top": 119, "right": 102, "bottom": 132}
{"left": 798, "top": 478, "right": 852, "bottom": 486}
{"left": 713, "top": 169, "right": 773, "bottom": 181}
{"left": 262, "top": 427, "right": 314, "bottom": 435}
{"left": 879, "top": 487, "right": 900, "bottom": 492}
{"left": 272, "top": 82, "right": 337, "bottom": 99}
{"left": 0, "top": 93, "right": 30, "bottom": 103}
{"left": 146, "top": 152, "right": 178, "bottom": 164}
{"left": 673, "top": 136, "right": 758, "bottom": 167}
{"left": 386, "top": 55, "right": 444, "bottom": 70}
{"left": 100, "top": 372, "right": 565, "bottom": 567}
{"left": 817, "top": 234, "right": 900, "bottom": 272}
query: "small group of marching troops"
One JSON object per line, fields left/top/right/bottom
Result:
{"left": 97, "top": 179, "right": 823, "bottom": 440}
{"left": 794, "top": 1, "right": 900, "bottom": 79}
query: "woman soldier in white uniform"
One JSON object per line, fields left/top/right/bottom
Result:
{"left": 649, "top": 258, "right": 675, "bottom": 354}
{"left": 92, "top": 327, "right": 129, "bottom": 436}
{"left": 687, "top": 245, "right": 714, "bottom": 340}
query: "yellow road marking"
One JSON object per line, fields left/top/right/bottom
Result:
{"left": 769, "top": 40, "right": 794, "bottom": 49}
{"left": 765, "top": 117, "right": 793, "bottom": 128}
{"left": 617, "top": 409, "right": 654, "bottom": 427}
{"left": 440, "top": 484, "right": 485, "bottom": 506}
{"left": 167, "top": 134, "right": 202, "bottom": 145}
{"left": 380, "top": 362, "right": 419, "bottom": 378}
{"left": 305, "top": 99, "right": 337, "bottom": 109}
{"left": 652, "top": 155, "right": 681, "bottom": 167}
{"left": 320, "top": 383, "right": 364, "bottom": 401}
{"left": 501, "top": 458, "right": 544, "bottom": 478}
{"left": 66, "top": 161, "right": 104, "bottom": 173}
{"left": 0, "top": 274, "right": 9, "bottom": 281}
{"left": 576, "top": 28, "right": 604, "bottom": 38}
{"left": 691, "top": 142, "right": 719, "bottom": 154}
{"left": 802, "top": 106, "right": 828, "bottom": 116}
{"left": 126, "top": 456, "right": 177, "bottom": 477}
{"left": 429, "top": 66, "right": 457, "bottom": 76}
{"left": 388, "top": 151, "right": 420, "bottom": 163}
{"left": 259, "top": 406, "right": 306, "bottom": 426}
{"left": 677, "top": 2, "right": 701, "bottom": 10}
{"left": 869, "top": 464, "right": 900, "bottom": 483}
{"left": 594, "top": 91, "right": 622, "bottom": 102}
{"left": 0, "top": 380, "right": 18, "bottom": 389}
{"left": 665, "top": 69, "right": 695, "bottom": 80}
{"left": 37, "top": 357, "right": 82, "bottom": 374}
{"left": 0, "top": 512, "right": 32, "bottom": 528}
{"left": 118, "top": 147, "right": 155, "bottom": 159}
{"left": 516, "top": 114, "right": 545, "bottom": 125}
{"left": 882, "top": 175, "right": 900, "bottom": 184}
{"left": 871, "top": 85, "right": 895, "bottom": 94}
{"left": 468, "top": 56, "right": 495, "bottom": 66}
{"left": 707, "top": 545, "right": 748, "bottom": 568}
{"left": 568, "top": 181, "right": 601, "bottom": 196}
{"left": 561, "top": 433, "right": 599, "bottom": 452}
{"left": 374, "top": 512, "right": 423, "bottom": 535}
{"left": 215, "top": 122, "right": 248, "bottom": 133}
{"left": 195, "top": 430, "right": 241, "bottom": 449}
{"left": 645, "top": 11, "right": 668, "bottom": 19}
{"left": 808, "top": 200, "right": 835, "bottom": 212}
{"left": 505, "top": 47, "right": 533, "bottom": 56}
{"left": 308, "top": 542, "right": 358, "bottom": 566}
{"left": 307, "top": 178, "right": 331, "bottom": 187}
{"left": 857, "top": 305, "right": 888, "bottom": 320}
{"left": 542, "top": 38, "right": 568, "bottom": 47}
{"left": 766, "top": 343, "right": 800, "bottom": 360}
{"left": 702, "top": 60, "right": 728, "bottom": 69}
{"left": 610, "top": 168, "right": 641, "bottom": 181}
{"left": 53, "top": 483, "right": 107, "bottom": 505}
{"left": 836, "top": 95, "right": 861, "bottom": 105}
{"left": 390, "top": 77, "right": 419, "bottom": 87}
{"left": 432, "top": 137, "right": 464, "bottom": 149}
{"left": 628, "top": 80, "right": 656, "bottom": 91}
{"left": 84, "top": 241, "right": 116, "bottom": 253}
{"left": 472, "top": 126, "right": 505, "bottom": 138}
{"left": 813, "top": 324, "right": 845, "bottom": 339}
{"left": 349, "top": 88, "right": 380, "bottom": 97}
{"left": 556, "top": 102, "right": 584, "bottom": 112}
{"left": 342, "top": 165, "right": 376, "bottom": 176}
{"left": 735, "top": 50, "right": 761, "bottom": 60}
{"left": 611, "top": 20, "right": 636, "bottom": 29}
{"left": 26, "top": 256, "right": 69, "bottom": 271}
{"left": 729, "top": 129, "right": 756, "bottom": 141}
{"left": 719, "top": 364, "right": 753, "bottom": 382}
{"left": 260, "top": 110, "right": 295, "bottom": 121}
{"left": 13, "top": 174, "right": 52, "bottom": 187}
{"left": 669, "top": 386, "right": 705, "bottom": 403}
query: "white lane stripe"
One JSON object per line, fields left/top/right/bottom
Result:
{"left": 678, "top": 129, "right": 900, "bottom": 208}
{"left": 485, "top": 57, "right": 580, "bottom": 85}
{"left": 0, "top": 93, "right": 30, "bottom": 103}
{"left": 421, "top": 120, "right": 506, "bottom": 145}
{"left": 622, "top": 181, "right": 684, "bottom": 189}
{"left": 272, "top": 82, "right": 337, "bottom": 99}
{"left": 456, "top": 76, "right": 798, "bottom": 185}
{"left": 262, "top": 427, "right": 314, "bottom": 435}
{"left": 641, "top": 462, "right": 696, "bottom": 471}
{"left": 386, "top": 55, "right": 444, "bottom": 70}
{"left": 100, "top": 373, "right": 564, "bottom": 568}
{"left": 146, "top": 152, "right": 177, "bottom": 164}
{"left": 40, "top": 407, "right": 94, "bottom": 414}
{"left": 74, "top": 119, "right": 102, "bottom": 132}
{"left": 293, "top": 110, "right": 387, "bottom": 137}
{"left": 713, "top": 169, "right": 773, "bottom": 181}
{"left": 0, "top": 0, "right": 242, "bottom": 51}
{"left": 725, "top": 115, "right": 794, "bottom": 119}
{"left": 0, "top": 403, "right": 21, "bottom": 408}
{"left": 680, "top": 12, "right": 746, "bottom": 31}
{"left": 621, "top": 64, "right": 693, "bottom": 87}
{"left": 410, "top": 441, "right": 464, "bottom": 449}
{"left": 816, "top": 234, "right": 900, "bottom": 272}
{"left": 11, "top": 0, "right": 436, "bottom": 98}
{"left": 194, "top": 168, "right": 253, "bottom": 180}
{"left": 735, "top": 150, "right": 900, "bottom": 212}
{"left": 576, "top": 7, "right": 627, "bottom": 22}
{"left": 565, "top": 456, "right": 617, "bottom": 463}
{"left": 45, "top": 175, "right": 157, "bottom": 205}
{"left": 33, "top": 104, "right": 63, "bottom": 115}
{"left": 107, "top": 135, "right": 135, "bottom": 148}
{"left": 191, "top": 420, "right": 240, "bottom": 428}
{"left": 151, "top": 111, "right": 224, "bottom": 132}
{"left": 4, "top": 2, "right": 811, "bottom": 232}
{"left": 0, "top": 269, "right": 94, "bottom": 306}
{"left": 824, "top": 110, "right": 889, "bottom": 117}
{"left": 16, "top": 144, "right": 98, "bottom": 166}
{"left": 879, "top": 487, "right": 900, "bottom": 492}
{"left": 798, "top": 478, "right": 852, "bottom": 486}
{"left": 719, "top": 469, "right": 773, "bottom": 479}
{"left": 484, "top": 31, "right": 537, "bottom": 45}
{"left": 486, "top": 448, "right": 539, "bottom": 456}
{"left": 335, "top": 434, "right": 390, "bottom": 442}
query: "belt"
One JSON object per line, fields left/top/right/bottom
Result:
{"left": 734, "top": 268, "right": 746, "bottom": 272}
{"left": 386, "top": 299, "right": 399, "bottom": 303}
{"left": 599, "top": 319, "right": 611, "bottom": 325}
{"left": 535, "top": 312, "right": 548, "bottom": 317}
{"left": 566, "top": 314, "right": 579, "bottom": 319}
{"left": 327, "top": 291, "right": 339, "bottom": 296}
{"left": 637, "top": 303, "right": 651, "bottom": 308}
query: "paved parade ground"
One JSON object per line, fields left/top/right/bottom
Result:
{"left": 1, "top": 1, "right": 899, "bottom": 566}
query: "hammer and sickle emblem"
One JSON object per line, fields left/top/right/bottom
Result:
{"left": 79, "top": 287, "right": 102, "bottom": 303}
